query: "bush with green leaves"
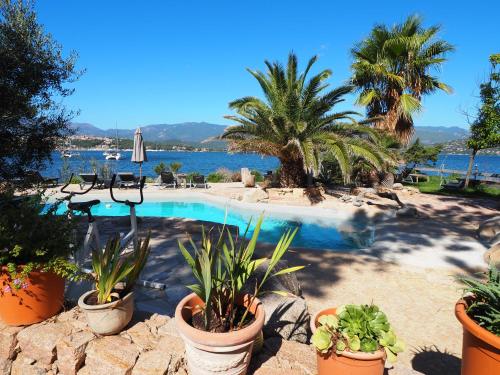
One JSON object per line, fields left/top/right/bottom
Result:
{"left": 456, "top": 265, "right": 500, "bottom": 335}
{"left": 91, "top": 233, "right": 151, "bottom": 304}
{"left": 250, "top": 170, "right": 264, "bottom": 182}
{"left": 207, "top": 168, "right": 233, "bottom": 183}
{"left": 312, "top": 304, "right": 405, "bottom": 363}
{"left": 154, "top": 162, "right": 167, "bottom": 176}
{"left": 170, "top": 162, "right": 183, "bottom": 174}
{"left": 179, "top": 214, "right": 304, "bottom": 332}
{"left": 0, "top": 190, "right": 80, "bottom": 290}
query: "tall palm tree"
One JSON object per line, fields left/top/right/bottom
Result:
{"left": 351, "top": 15, "right": 454, "bottom": 144}
{"left": 222, "top": 53, "right": 394, "bottom": 187}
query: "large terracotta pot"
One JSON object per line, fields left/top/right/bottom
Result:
{"left": 0, "top": 267, "right": 64, "bottom": 326}
{"left": 311, "top": 307, "right": 386, "bottom": 375}
{"left": 175, "top": 293, "right": 265, "bottom": 375}
{"left": 78, "top": 290, "right": 134, "bottom": 335}
{"left": 455, "top": 298, "right": 500, "bottom": 375}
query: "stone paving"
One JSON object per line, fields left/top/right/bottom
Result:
{"left": 0, "top": 307, "right": 422, "bottom": 375}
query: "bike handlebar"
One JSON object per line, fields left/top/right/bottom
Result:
{"left": 109, "top": 174, "right": 146, "bottom": 206}
{"left": 61, "top": 173, "right": 97, "bottom": 195}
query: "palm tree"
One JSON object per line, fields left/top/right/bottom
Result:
{"left": 351, "top": 15, "right": 454, "bottom": 144}
{"left": 222, "top": 53, "right": 394, "bottom": 187}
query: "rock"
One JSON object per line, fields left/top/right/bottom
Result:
{"left": 241, "top": 187, "right": 269, "bottom": 203}
{"left": 396, "top": 206, "right": 419, "bottom": 218}
{"left": 243, "top": 260, "right": 310, "bottom": 343}
{"left": 250, "top": 337, "right": 315, "bottom": 375}
{"left": 10, "top": 353, "right": 46, "bottom": 375}
{"left": 478, "top": 216, "right": 500, "bottom": 244}
{"left": 144, "top": 313, "right": 170, "bottom": 336}
{"left": 157, "top": 318, "right": 180, "bottom": 337}
{"left": 156, "top": 334, "right": 186, "bottom": 373}
{"left": 0, "top": 324, "right": 23, "bottom": 360}
{"left": 132, "top": 350, "right": 172, "bottom": 375}
{"left": 484, "top": 242, "right": 500, "bottom": 267}
{"left": 392, "top": 183, "right": 404, "bottom": 190}
{"left": 17, "top": 322, "right": 72, "bottom": 365}
{"left": 56, "top": 308, "right": 89, "bottom": 331}
{"left": 0, "top": 358, "right": 13, "bottom": 375}
{"left": 242, "top": 168, "right": 255, "bottom": 187}
{"left": 84, "top": 336, "right": 140, "bottom": 375}
{"left": 352, "top": 201, "right": 363, "bottom": 207}
{"left": 56, "top": 330, "right": 95, "bottom": 375}
{"left": 123, "top": 321, "right": 158, "bottom": 351}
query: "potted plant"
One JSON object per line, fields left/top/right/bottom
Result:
{"left": 0, "top": 192, "right": 80, "bottom": 326}
{"left": 175, "top": 215, "right": 303, "bottom": 375}
{"left": 311, "top": 304, "right": 405, "bottom": 375}
{"left": 78, "top": 233, "right": 151, "bottom": 335}
{"left": 455, "top": 265, "right": 500, "bottom": 375}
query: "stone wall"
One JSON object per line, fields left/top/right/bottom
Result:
{"left": 0, "top": 308, "right": 420, "bottom": 375}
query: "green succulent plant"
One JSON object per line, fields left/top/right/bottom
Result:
{"left": 311, "top": 304, "right": 405, "bottom": 363}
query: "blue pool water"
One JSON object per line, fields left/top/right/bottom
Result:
{"left": 55, "top": 201, "right": 373, "bottom": 251}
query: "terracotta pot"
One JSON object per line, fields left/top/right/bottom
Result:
{"left": 311, "top": 307, "right": 386, "bottom": 375}
{"left": 0, "top": 267, "right": 64, "bottom": 326}
{"left": 78, "top": 290, "right": 134, "bottom": 335}
{"left": 175, "top": 293, "right": 265, "bottom": 375}
{"left": 455, "top": 298, "right": 500, "bottom": 375}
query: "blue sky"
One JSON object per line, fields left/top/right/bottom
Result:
{"left": 36, "top": 0, "right": 499, "bottom": 130}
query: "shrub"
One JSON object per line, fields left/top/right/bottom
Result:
{"left": 251, "top": 170, "right": 264, "bottom": 182}
{"left": 207, "top": 172, "right": 224, "bottom": 183}
{"left": 456, "top": 265, "right": 500, "bottom": 335}
{"left": 170, "top": 162, "right": 182, "bottom": 174}
{"left": 154, "top": 162, "right": 167, "bottom": 176}
{"left": 179, "top": 215, "right": 303, "bottom": 332}
{"left": 0, "top": 190, "right": 80, "bottom": 289}
{"left": 312, "top": 304, "right": 405, "bottom": 363}
{"left": 207, "top": 168, "right": 233, "bottom": 183}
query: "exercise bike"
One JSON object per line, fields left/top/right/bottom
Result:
{"left": 61, "top": 173, "right": 165, "bottom": 289}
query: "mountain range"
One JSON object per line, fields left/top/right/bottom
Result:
{"left": 71, "top": 122, "right": 469, "bottom": 145}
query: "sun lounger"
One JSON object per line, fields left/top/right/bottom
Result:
{"left": 441, "top": 178, "right": 465, "bottom": 190}
{"left": 117, "top": 172, "right": 140, "bottom": 188}
{"left": 25, "top": 171, "right": 59, "bottom": 187}
{"left": 191, "top": 174, "right": 208, "bottom": 189}
{"left": 160, "top": 172, "right": 177, "bottom": 189}
{"left": 79, "top": 173, "right": 104, "bottom": 189}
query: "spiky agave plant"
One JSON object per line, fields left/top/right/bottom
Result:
{"left": 179, "top": 214, "right": 304, "bottom": 331}
{"left": 92, "top": 233, "right": 151, "bottom": 304}
{"left": 456, "top": 265, "right": 500, "bottom": 335}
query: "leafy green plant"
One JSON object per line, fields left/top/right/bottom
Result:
{"left": 170, "top": 162, "right": 183, "bottom": 174}
{"left": 312, "top": 304, "right": 405, "bottom": 363}
{"left": 179, "top": 214, "right": 304, "bottom": 332}
{"left": 456, "top": 265, "right": 500, "bottom": 335}
{"left": 251, "top": 170, "right": 264, "bottom": 182}
{"left": 0, "top": 190, "right": 81, "bottom": 291}
{"left": 207, "top": 168, "right": 233, "bottom": 183}
{"left": 154, "top": 162, "right": 167, "bottom": 176}
{"left": 91, "top": 233, "right": 151, "bottom": 304}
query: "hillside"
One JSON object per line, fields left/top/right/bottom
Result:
{"left": 72, "top": 122, "right": 472, "bottom": 147}
{"left": 71, "top": 122, "right": 227, "bottom": 143}
{"left": 413, "top": 126, "right": 469, "bottom": 144}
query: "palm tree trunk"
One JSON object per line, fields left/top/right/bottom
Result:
{"left": 279, "top": 157, "right": 306, "bottom": 188}
{"left": 464, "top": 148, "right": 478, "bottom": 189}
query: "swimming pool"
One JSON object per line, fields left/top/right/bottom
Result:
{"left": 55, "top": 200, "right": 374, "bottom": 251}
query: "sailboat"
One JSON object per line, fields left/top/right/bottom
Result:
{"left": 105, "top": 124, "right": 122, "bottom": 160}
{"left": 61, "top": 139, "right": 80, "bottom": 158}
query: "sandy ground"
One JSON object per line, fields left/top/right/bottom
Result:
{"left": 50, "top": 182, "right": 499, "bottom": 374}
